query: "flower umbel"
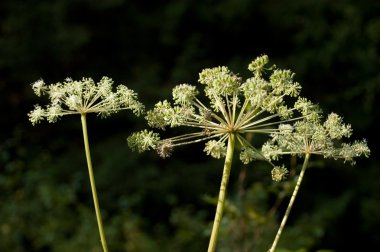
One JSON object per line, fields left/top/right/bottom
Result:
{"left": 128, "top": 55, "right": 308, "bottom": 161}
{"left": 28, "top": 76, "right": 144, "bottom": 124}
{"left": 262, "top": 112, "right": 370, "bottom": 164}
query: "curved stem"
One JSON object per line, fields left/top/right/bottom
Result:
{"left": 208, "top": 133, "right": 236, "bottom": 252}
{"left": 81, "top": 114, "right": 109, "bottom": 252}
{"left": 268, "top": 153, "right": 310, "bottom": 252}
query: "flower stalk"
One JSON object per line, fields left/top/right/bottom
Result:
{"left": 269, "top": 153, "right": 310, "bottom": 252}
{"left": 81, "top": 113, "right": 109, "bottom": 252}
{"left": 29, "top": 77, "right": 144, "bottom": 251}
{"left": 208, "top": 133, "right": 235, "bottom": 252}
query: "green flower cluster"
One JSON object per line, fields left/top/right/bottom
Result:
{"left": 28, "top": 77, "right": 144, "bottom": 124}
{"left": 128, "top": 55, "right": 310, "bottom": 165}
{"left": 262, "top": 112, "right": 370, "bottom": 164}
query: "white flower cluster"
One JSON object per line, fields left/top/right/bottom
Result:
{"left": 262, "top": 112, "right": 370, "bottom": 165}
{"left": 271, "top": 165, "right": 289, "bottom": 182}
{"left": 28, "top": 77, "right": 144, "bottom": 125}
{"left": 128, "top": 55, "right": 309, "bottom": 163}
{"left": 204, "top": 140, "right": 227, "bottom": 159}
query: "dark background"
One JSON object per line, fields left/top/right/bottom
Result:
{"left": 1, "top": 0, "right": 379, "bottom": 251}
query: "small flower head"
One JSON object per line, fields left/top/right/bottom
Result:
{"left": 204, "top": 140, "right": 226, "bottom": 159}
{"left": 28, "top": 77, "right": 144, "bottom": 124}
{"left": 127, "top": 130, "right": 160, "bottom": 153}
{"left": 248, "top": 55, "right": 271, "bottom": 76}
{"left": 271, "top": 165, "right": 289, "bottom": 182}
{"left": 172, "top": 84, "right": 199, "bottom": 106}
{"left": 324, "top": 113, "right": 352, "bottom": 139}
{"left": 294, "top": 97, "right": 321, "bottom": 121}
{"left": 239, "top": 147, "right": 260, "bottom": 164}
{"left": 270, "top": 70, "right": 301, "bottom": 97}
{"left": 31, "top": 79, "right": 47, "bottom": 96}
{"left": 29, "top": 105, "right": 45, "bottom": 125}
{"left": 157, "top": 141, "right": 174, "bottom": 158}
{"left": 145, "top": 100, "right": 176, "bottom": 130}
{"left": 198, "top": 66, "right": 241, "bottom": 96}
{"left": 262, "top": 142, "right": 282, "bottom": 161}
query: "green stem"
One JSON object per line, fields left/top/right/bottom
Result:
{"left": 208, "top": 133, "right": 236, "bottom": 252}
{"left": 81, "top": 114, "right": 109, "bottom": 252}
{"left": 269, "top": 153, "right": 310, "bottom": 252}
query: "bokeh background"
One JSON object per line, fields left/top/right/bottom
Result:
{"left": 1, "top": 0, "right": 379, "bottom": 251}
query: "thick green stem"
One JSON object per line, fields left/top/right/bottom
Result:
{"left": 208, "top": 133, "right": 236, "bottom": 252}
{"left": 81, "top": 114, "right": 109, "bottom": 252}
{"left": 269, "top": 153, "right": 310, "bottom": 252}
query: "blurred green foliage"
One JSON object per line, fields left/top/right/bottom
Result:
{"left": 1, "top": 0, "right": 379, "bottom": 251}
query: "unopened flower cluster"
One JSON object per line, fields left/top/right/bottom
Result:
{"left": 28, "top": 77, "right": 144, "bottom": 124}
